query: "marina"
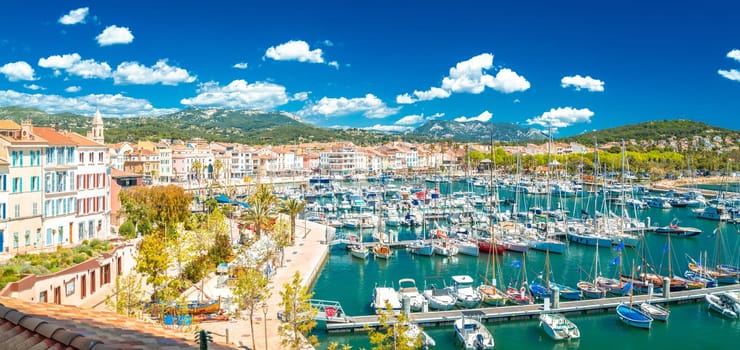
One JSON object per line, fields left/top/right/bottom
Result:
{"left": 305, "top": 176, "right": 740, "bottom": 349}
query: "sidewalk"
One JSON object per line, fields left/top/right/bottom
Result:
{"left": 198, "top": 219, "right": 332, "bottom": 349}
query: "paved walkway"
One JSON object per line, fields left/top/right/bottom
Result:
{"left": 197, "top": 219, "right": 332, "bottom": 349}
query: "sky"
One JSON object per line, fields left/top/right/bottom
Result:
{"left": 0, "top": 0, "right": 739, "bottom": 136}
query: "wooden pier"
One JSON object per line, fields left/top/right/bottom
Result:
{"left": 324, "top": 285, "right": 740, "bottom": 332}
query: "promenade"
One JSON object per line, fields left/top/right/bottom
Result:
{"left": 196, "top": 219, "right": 332, "bottom": 349}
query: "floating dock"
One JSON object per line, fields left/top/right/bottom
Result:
{"left": 325, "top": 285, "right": 740, "bottom": 332}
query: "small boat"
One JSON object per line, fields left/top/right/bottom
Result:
{"left": 175, "top": 298, "right": 221, "bottom": 315}
{"left": 616, "top": 263, "right": 654, "bottom": 329}
{"left": 616, "top": 303, "right": 654, "bottom": 329}
{"left": 539, "top": 313, "right": 581, "bottom": 341}
{"left": 400, "top": 322, "right": 436, "bottom": 349}
{"left": 422, "top": 284, "right": 456, "bottom": 310}
{"left": 454, "top": 238, "right": 480, "bottom": 257}
{"left": 372, "top": 243, "right": 392, "bottom": 259}
{"left": 454, "top": 311, "right": 494, "bottom": 350}
{"left": 705, "top": 293, "right": 739, "bottom": 319}
{"left": 397, "top": 278, "right": 425, "bottom": 312}
{"left": 349, "top": 244, "right": 370, "bottom": 260}
{"left": 654, "top": 219, "right": 701, "bottom": 237}
{"left": 370, "top": 286, "right": 402, "bottom": 315}
{"left": 447, "top": 275, "right": 482, "bottom": 308}
{"left": 639, "top": 302, "right": 670, "bottom": 322}
{"left": 407, "top": 240, "right": 435, "bottom": 256}
{"left": 505, "top": 285, "right": 532, "bottom": 305}
{"left": 432, "top": 240, "right": 459, "bottom": 256}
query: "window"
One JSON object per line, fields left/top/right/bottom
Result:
{"left": 98, "top": 152, "right": 103, "bottom": 163}
{"left": 12, "top": 232, "right": 18, "bottom": 248}
{"left": 32, "top": 202, "right": 37, "bottom": 216}
{"left": 25, "top": 231, "right": 30, "bottom": 246}
{"left": 89, "top": 152, "right": 93, "bottom": 163}
{"left": 0, "top": 203, "right": 6, "bottom": 219}
{"left": 78, "top": 222, "right": 84, "bottom": 241}
{"left": 13, "top": 204, "right": 19, "bottom": 218}
{"left": 10, "top": 151, "right": 16, "bottom": 167}
{"left": 39, "top": 291, "right": 47, "bottom": 303}
{"left": 0, "top": 175, "right": 5, "bottom": 191}
{"left": 46, "top": 228, "right": 52, "bottom": 246}
{"left": 19, "top": 151, "right": 23, "bottom": 166}
{"left": 79, "top": 152, "right": 84, "bottom": 164}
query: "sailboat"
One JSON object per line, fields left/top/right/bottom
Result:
{"left": 349, "top": 207, "right": 370, "bottom": 260}
{"left": 577, "top": 245, "right": 608, "bottom": 298}
{"left": 687, "top": 226, "right": 740, "bottom": 284}
{"left": 477, "top": 225, "right": 508, "bottom": 306}
{"left": 595, "top": 245, "right": 631, "bottom": 296}
{"left": 616, "top": 261, "right": 654, "bottom": 329}
{"left": 530, "top": 249, "right": 582, "bottom": 300}
{"left": 371, "top": 196, "right": 392, "bottom": 259}
{"left": 505, "top": 254, "right": 532, "bottom": 304}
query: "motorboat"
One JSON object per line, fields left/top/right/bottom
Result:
{"left": 454, "top": 311, "right": 494, "bottom": 350}
{"left": 397, "top": 278, "right": 425, "bottom": 312}
{"left": 539, "top": 313, "right": 580, "bottom": 341}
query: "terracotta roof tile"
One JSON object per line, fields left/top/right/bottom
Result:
{"left": 33, "top": 127, "right": 77, "bottom": 146}
{"left": 0, "top": 120, "right": 21, "bottom": 130}
{"left": 64, "top": 131, "right": 104, "bottom": 147}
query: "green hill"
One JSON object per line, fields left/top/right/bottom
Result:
{"left": 560, "top": 119, "right": 739, "bottom": 144}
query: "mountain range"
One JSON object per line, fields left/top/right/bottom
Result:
{"left": 0, "top": 107, "right": 735, "bottom": 145}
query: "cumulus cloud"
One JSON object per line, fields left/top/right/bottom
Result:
{"left": 180, "top": 80, "right": 290, "bottom": 110}
{"left": 526, "top": 107, "right": 594, "bottom": 128}
{"left": 96, "top": 25, "right": 134, "bottom": 46}
{"left": 364, "top": 124, "right": 414, "bottom": 133}
{"left": 233, "top": 62, "right": 248, "bottom": 69}
{"left": 292, "top": 91, "right": 309, "bottom": 101}
{"left": 299, "top": 94, "right": 400, "bottom": 118}
{"left": 24, "top": 84, "right": 44, "bottom": 91}
{"left": 0, "top": 61, "right": 36, "bottom": 81}
{"left": 394, "top": 112, "right": 443, "bottom": 126}
{"left": 395, "top": 87, "right": 451, "bottom": 104}
{"left": 328, "top": 61, "right": 339, "bottom": 69}
{"left": 718, "top": 69, "right": 740, "bottom": 81}
{"left": 38, "top": 53, "right": 112, "bottom": 79}
{"left": 561, "top": 74, "right": 605, "bottom": 92}
{"left": 454, "top": 110, "right": 493, "bottom": 123}
{"left": 727, "top": 49, "right": 740, "bottom": 62}
{"left": 59, "top": 7, "right": 89, "bottom": 25}
{"left": 113, "top": 60, "right": 196, "bottom": 85}
{"left": 65, "top": 86, "right": 81, "bottom": 93}
{"left": 265, "top": 40, "right": 324, "bottom": 63}
{"left": 398, "top": 53, "right": 529, "bottom": 104}
{"left": 0, "top": 89, "right": 176, "bottom": 117}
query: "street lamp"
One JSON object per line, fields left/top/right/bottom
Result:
{"left": 262, "top": 302, "right": 269, "bottom": 350}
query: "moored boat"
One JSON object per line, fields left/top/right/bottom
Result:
{"left": 705, "top": 293, "right": 739, "bottom": 319}
{"left": 539, "top": 313, "right": 580, "bottom": 341}
{"left": 371, "top": 242, "right": 392, "bottom": 259}
{"left": 422, "top": 284, "right": 456, "bottom": 311}
{"left": 397, "top": 278, "right": 425, "bottom": 312}
{"left": 639, "top": 302, "right": 670, "bottom": 322}
{"left": 370, "top": 286, "right": 402, "bottom": 315}
{"left": 447, "top": 275, "right": 482, "bottom": 308}
{"left": 616, "top": 302, "right": 654, "bottom": 329}
{"left": 454, "top": 311, "right": 494, "bottom": 350}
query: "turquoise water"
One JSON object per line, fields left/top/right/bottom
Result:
{"left": 310, "top": 182, "right": 740, "bottom": 349}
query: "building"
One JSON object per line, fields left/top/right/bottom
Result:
{"left": 109, "top": 169, "right": 143, "bottom": 227}
{"left": 0, "top": 121, "right": 45, "bottom": 254}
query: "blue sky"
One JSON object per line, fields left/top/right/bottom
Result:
{"left": 0, "top": 0, "right": 738, "bottom": 136}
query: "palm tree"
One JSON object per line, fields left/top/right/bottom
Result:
{"left": 191, "top": 160, "right": 203, "bottom": 187}
{"left": 279, "top": 198, "right": 306, "bottom": 245}
{"left": 241, "top": 184, "right": 278, "bottom": 238}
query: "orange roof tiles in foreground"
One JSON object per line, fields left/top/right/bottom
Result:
{"left": 0, "top": 297, "right": 235, "bottom": 349}
{"left": 0, "top": 120, "right": 21, "bottom": 130}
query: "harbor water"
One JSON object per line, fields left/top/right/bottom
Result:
{"left": 308, "top": 180, "right": 740, "bottom": 348}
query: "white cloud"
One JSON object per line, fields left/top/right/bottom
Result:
{"left": 395, "top": 93, "right": 415, "bottom": 104}
{"left": 233, "top": 62, "right": 248, "bottom": 69}
{"left": 396, "top": 87, "right": 451, "bottom": 104}
{"left": 0, "top": 89, "right": 176, "bottom": 117}
{"left": 66, "top": 59, "right": 112, "bottom": 79}
{"left": 180, "top": 79, "right": 290, "bottom": 110}
{"left": 727, "top": 49, "right": 740, "bottom": 62}
{"left": 322, "top": 40, "right": 334, "bottom": 47}
{"left": 718, "top": 69, "right": 740, "bottom": 81}
{"left": 38, "top": 53, "right": 112, "bottom": 79}
{"left": 561, "top": 74, "right": 605, "bottom": 92}
{"left": 24, "top": 84, "right": 44, "bottom": 91}
{"left": 395, "top": 114, "right": 425, "bottom": 125}
{"left": 65, "top": 86, "right": 81, "bottom": 93}
{"left": 526, "top": 107, "right": 594, "bottom": 128}
{"left": 96, "top": 25, "right": 134, "bottom": 46}
{"left": 299, "top": 93, "right": 400, "bottom": 118}
{"left": 454, "top": 110, "right": 493, "bottom": 123}
{"left": 292, "top": 91, "right": 309, "bottom": 101}
{"left": 59, "top": 7, "right": 89, "bottom": 25}
{"left": 394, "top": 112, "right": 443, "bottom": 126}
{"left": 0, "top": 61, "right": 36, "bottom": 81}
{"left": 489, "top": 68, "right": 531, "bottom": 93}
{"left": 265, "top": 40, "right": 324, "bottom": 63}
{"left": 513, "top": 98, "right": 521, "bottom": 103}
{"left": 38, "top": 53, "right": 81, "bottom": 69}
{"left": 441, "top": 53, "right": 495, "bottom": 94}
{"left": 328, "top": 61, "right": 339, "bottom": 69}
{"left": 113, "top": 60, "right": 196, "bottom": 85}
{"left": 364, "top": 124, "right": 414, "bottom": 133}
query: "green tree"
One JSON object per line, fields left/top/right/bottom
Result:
{"left": 105, "top": 272, "right": 147, "bottom": 317}
{"left": 365, "top": 302, "right": 422, "bottom": 350}
{"left": 118, "top": 221, "right": 135, "bottom": 239}
{"left": 278, "top": 198, "right": 305, "bottom": 245}
{"left": 135, "top": 230, "right": 170, "bottom": 309}
{"left": 278, "top": 272, "right": 318, "bottom": 350}
{"left": 242, "top": 184, "right": 278, "bottom": 238}
{"left": 231, "top": 266, "right": 270, "bottom": 350}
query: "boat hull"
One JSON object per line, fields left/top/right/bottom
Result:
{"left": 616, "top": 303, "right": 653, "bottom": 329}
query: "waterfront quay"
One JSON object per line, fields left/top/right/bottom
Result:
{"left": 325, "top": 284, "right": 740, "bottom": 333}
